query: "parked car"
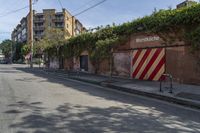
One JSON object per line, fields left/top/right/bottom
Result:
{"left": 0, "top": 59, "right": 9, "bottom": 64}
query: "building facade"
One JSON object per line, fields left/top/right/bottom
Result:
{"left": 176, "top": 0, "right": 197, "bottom": 9}
{"left": 11, "top": 17, "right": 27, "bottom": 43}
{"left": 11, "top": 8, "right": 85, "bottom": 43}
{"left": 65, "top": 33, "right": 200, "bottom": 85}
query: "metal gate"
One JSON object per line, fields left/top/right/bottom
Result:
{"left": 131, "top": 48, "right": 165, "bottom": 81}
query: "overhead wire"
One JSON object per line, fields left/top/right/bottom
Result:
{"left": 0, "top": 0, "right": 107, "bottom": 35}
{"left": 0, "top": 0, "right": 20, "bottom": 12}
{"left": 71, "top": 0, "right": 98, "bottom": 13}
{"left": 0, "top": 1, "right": 38, "bottom": 18}
{"left": 0, "top": 6, "right": 29, "bottom": 17}
{"left": 0, "top": 0, "right": 106, "bottom": 19}
{"left": 58, "top": 0, "right": 64, "bottom": 9}
{"left": 73, "top": 0, "right": 107, "bottom": 17}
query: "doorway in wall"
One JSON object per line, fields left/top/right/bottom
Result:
{"left": 80, "top": 55, "right": 88, "bottom": 71}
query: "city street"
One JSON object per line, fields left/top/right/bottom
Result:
{"left": 0, "top": 64, "right": 199, "bottom": 133}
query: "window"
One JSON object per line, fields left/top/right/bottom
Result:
{"left": 22, "top": 28, "right": 26, "bottom": 35}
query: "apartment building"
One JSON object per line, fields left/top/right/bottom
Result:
{"left": 11, "top": 8, "right": 85, "bottom": 43}
{"left": 11, "top": 17, "right": 27, "bottom": 43}
{"left": 177, "top": 0, "right": 198, "bottom": 9}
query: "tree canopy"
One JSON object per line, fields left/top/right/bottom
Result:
{"left": 0, "top": 39, "right": 13, "bottom": 58}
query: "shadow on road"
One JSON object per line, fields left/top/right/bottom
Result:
{"left": 6, "top": 101, "right": 200, "bottom": 133}
{"left": 6, "top": 67, "right": 200, "bottom": 133}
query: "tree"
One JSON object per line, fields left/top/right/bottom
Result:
{"left": 34, "top": 28, "right": 68, "bottom": 68}
{"left": 21, "top": 44, "right": 30, "bottom": 57}
{"left": 0, "top": 39, "right": 13, "bottom": 58}
{"left": 90, "top": 37, "right": 119, "bottom": 73}
{"left": 13, "top": 42, "right": 24, "bottom": 62}
{"left": 36, "top": 28, "right": 67, "bottom": 56}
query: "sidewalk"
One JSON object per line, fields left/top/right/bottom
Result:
{"left": 34, "top": 68, "right": 200, "bottom": 109}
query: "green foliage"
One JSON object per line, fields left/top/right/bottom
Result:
{"left": 43, "top": 28, "right": 67, "bottom": 49}
{"left": 112, "top": 4, "right": 200, "bottom": 43}
{"left": 64, "top": 32, "right": 96, "bottom": 58}
{"left": 21, "top": 44, "right": 30, "bottom": 57}
{"left": 89, "top": 37, "right": 119, "bottom": 73}
{"left": 90, "top": 37, "right": 119, "bottom": 62}
{"left": 0, "top": 39, "right": 13, "bottom": 58}
{"left": 37, "top": 4, "right": 200, "bottom": 69}
{"left": 0, "top": 40, "right": 26, "bottom": 61}
{"left": 13, "top": 42, "right": 24, "bottom": 61}
{"left": 65, "top": 4, "right": 200, "bottom": 58}
{"left": 186, "top": 26, "right": 200, "bottom": 52}
{"left": 35, "top": 28, "right": 67, "bottom": 57}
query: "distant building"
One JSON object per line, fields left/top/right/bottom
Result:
{"left": 177, "top": 0, "right": 198, "bottom": 9}
{"left": 11, "top": 8, "right": 85, "bottom": 43}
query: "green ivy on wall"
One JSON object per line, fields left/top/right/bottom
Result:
{"left": 36, "top": 4, "right": 200, "bottom": 70}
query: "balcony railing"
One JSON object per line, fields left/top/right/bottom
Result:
{"left": 34, "top": 18, "right": 45, "bottom": 22}
{"left": 34, "top": 33, "right": 44, "bottom": 38}
{"left": 55, "top": 24, "right": 64, "bottom": 28}
{"left": 34, "top": 26, "right": 45, "bottom": 31}
{"left": 53, "top": 17, "right": 64, "bottom": 22}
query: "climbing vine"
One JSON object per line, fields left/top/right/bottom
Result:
{"left": 36, "top": 4, "right": 200, "bottom": 69}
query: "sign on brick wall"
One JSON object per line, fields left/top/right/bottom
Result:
{"left": 131, "top": 48, "right": 165, "bottom": 81}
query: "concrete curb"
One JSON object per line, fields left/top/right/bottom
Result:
{"left": 70, "top": 77, "right": 101, "bottom": 86}
{"left": 70, "top": 77, "right": 200, "bottom": 110}
{"left": 29, "top": 68, "right": 200, "bottom": 110}
{"left": 104, "top": 84, "right": 200, "bottom": 109}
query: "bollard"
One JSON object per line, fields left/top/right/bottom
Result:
{"left": 160, "top": 74, "right": 173, "bottom": 94}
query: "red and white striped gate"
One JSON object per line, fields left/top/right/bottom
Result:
{"left": 131, "top": 48, "right": 165, "bottom": 81}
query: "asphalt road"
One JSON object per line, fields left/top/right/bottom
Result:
{"left": 0, "top": 64, "right": 200, "bottom": 133}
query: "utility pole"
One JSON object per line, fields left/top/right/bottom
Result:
{"left": 29, "top": 0, "right": 34, "bottom": 68}
{"left": 72, "top": 16, "right": 74, "bottom": 37}
{"left": 10, "top": 42, "right": 13, "bottom": 64}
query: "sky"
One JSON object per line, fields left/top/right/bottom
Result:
{"left": 0, "top": 0, "right": 197, "bottom": 42}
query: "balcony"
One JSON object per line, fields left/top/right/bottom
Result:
{"left": 34, "top": 33, "right": 44, "bottom": 39}
{"left": 34, "top": 26, "right": 45, "bottom": 31}
{"left": 34, "top": 18, "right": 45, "bottom": 23}
{"left": 53, "top": 17, "right": 64, "bottom": 22}
{"left": 55, "top": 24, "right": 64, "bottom": 28}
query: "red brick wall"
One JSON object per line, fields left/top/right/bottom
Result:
{"left": 124, "top": 33, "right": 200, "bottom": 84}
{"left": 64, "top": 33, "right": 200, "bottom": 85}
{"left": 112, "top": 52, "right": 131, "bottom": 77}
{"left": 166, "top": 46, "right": 200, "bottom": 85}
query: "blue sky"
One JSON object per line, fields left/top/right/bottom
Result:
{"left": 0, "top": 0, "right": 196, "bottom": 42}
